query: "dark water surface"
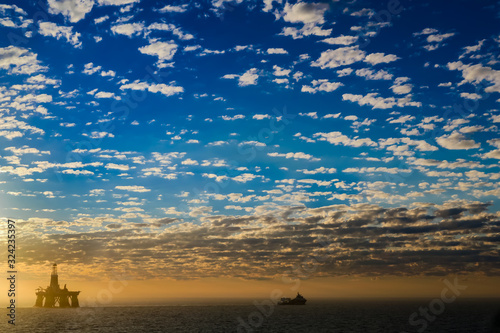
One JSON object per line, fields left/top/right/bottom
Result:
{"left": 2, "top": 300, "right": 499, "bottom": 332}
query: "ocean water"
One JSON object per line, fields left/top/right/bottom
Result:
{"left": 2, "top": 300, "right": 499, "bottom": 332}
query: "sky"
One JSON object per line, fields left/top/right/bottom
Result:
{"left": 0, "top": 0, "right": 500, "bottom": 305}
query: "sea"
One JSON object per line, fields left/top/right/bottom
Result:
{"left": 2, "top": 300, "right": 499, "bottom": 332}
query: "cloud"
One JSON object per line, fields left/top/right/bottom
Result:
{"left": 111, "top": 22, "right": 144, "bottom": 37}
{"left": 115, "top": 185, "right": 150, "bottom": 192}
{"left": 364, "top": 52, "right": 399, "bottom": 65}
{"left": 280, "top": 24, "right": 331, "bottom": 39}
{"left": 221, "top": 115, "right": 245, "bottom": 120}
{"left": 447, "top": 61, "right": 500, "bottom": 93}
{"left": 106, "top": 163, "right": 130, "bottom": 171}
{"left": 301, "top": 79, "right": 343, "bottom": 93}
{"left": 273, "top": 65, "right": 290, "bottom": 76}
{"left": 0, "top": 46, "right": 45, "bottom": 75}
{"left": 297, "top": 167, "right": 336, "bottom": 174}
{"left": 238, "top": 68, "right": 259, "bottom": 86}
{"left": 82, "top": 62, "right": 101, "bottom": 75}
{"left": 268, "top": 151, "right": 320, "bottom": 161}
{"left": 320, "top": 35, "right": 358, "bottom": 45}
{"left": 139, "top": 41, "right": 178, "bottom": 66}
{"left": 223, "top": 68, "right": 260, "bottom": 86}
{"left": 389, "top": 115, "right": 415, "bottom": 124}
{"left": 267, "top": 48, "right": 288, "bottom": 54}
{"left": 355, "top": 68, "right": 392, "bottom": 80}
{"left": 342, "top": 93, "right": 421, "bottom": 109}
{"left": 414, "top": 28, "right": 455, "bottom": 51}
{"left": 232, "top": 173, "right": 264, "bottom": 183}
{"left": 313, "top": 131, "right": 377, "bottom": 148}
{"left": 460, "top": 92, "right": 481, "bottom": 100}
{"left": 47, "top": 0, "right": 94, "bottom": 23}
{"left": 481, "top": 149, "right": 500, "bottom": 160}
{"left": 120, "top": 80, "right": 184, "bottom": 97}
{"left": 147, "top": 23, "right": 194, "bottom": 40}
{"left": 436, "top": 131, "right": 480, "bottom": 150}
{"left": 157, "top": 4, "right": 188, "bottom": 13}
{"left": 311, "top": 46, "right": 365, "bottom": 69}
{"left": 426, "top": 32, "right": 455, "bottom": 43}
{"left": 39, "top": 22, "right": 82, "bottom": 48}
{"left": 282, "top": 2, "right": 329, "bottom": 24}
{"left": 5, "top": 146, "right": 49, "bottom": 155}
{"left": 27, "top": 74, "right": 60, "bottom": 86}
{"left": 97, "top": 0, "right": 140, "bottom": 5}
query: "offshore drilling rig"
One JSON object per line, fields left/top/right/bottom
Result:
{"left": 34, "top": 264, "right": 80, "bottom": 308}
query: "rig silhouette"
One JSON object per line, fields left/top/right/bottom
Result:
{"left": 34, "top": 264, "right": 80, "bottom": 308}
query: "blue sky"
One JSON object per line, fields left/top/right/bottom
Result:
{"left": 0, "top": 0, "right": 499, "bottom": 281}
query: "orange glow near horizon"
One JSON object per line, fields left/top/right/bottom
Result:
{"left": 2, "top": 273, "right": 500, "bottom": 308}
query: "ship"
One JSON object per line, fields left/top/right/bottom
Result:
{"left": 278, "top": 292, "right": 307, "bottom": 305}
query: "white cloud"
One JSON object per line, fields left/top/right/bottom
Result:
{"left": 84, "top": 131, "right": 114, "bottom": 139}
{"left": 5, "top": 146, "right": 49, "bottom": 155}
{"left": 311, "top": 46, "right": 366, "bottom": 69}
{"left": 111, "top": 22, "right": 144, "bottom": 37}
{"left": 101, "top": 70, "right": 116, "bottom": 77}
{"left": 47, "top": 0, "right": 94, "bottom": 23}
{"left": 391, "top": 83, "right": 413, "bottom": 95}
{"left": 115, "top": 185, "right": 150, "bottom": 192}
{"left": 82, "top": 62, "right": 101, "bottom": 75}
{"left": 426, "top": 33, "right": 455, "bottom": 43}
{"left": 232, "top": 173, "right": 264, "bottom": 183}
{"left": 97, "top": 0, "right": 140, "bottom": 5}
{"left": 355, "top": 68, "right": 392, "bottom": 80}
{"left": 297, "top": 167, "right": 336, "bottom": 174}
{"left": 350, "top": 8, "right": 375, "bottom": 17}
{"left": 239, "top": 68, "right": 259, "bottom": 86}
{"left": 106, "top": 163, "right": 130, "bottom": 171}
{"left": 313, "top": 131, "right": 377, "bottom": 148}
{"left": 223, "top": 68, "right": 259, "bottom": 86}
{"left": 389, "top": 115, "right": 415, "bottom": 124}
{"left": 27, "top": 74, "right": 60, "bottom": 86}
{"left": 280, "top": 24, "right": 331, "bottom": 39}
{"left": 436, "top": 131, "right": 480, "bottom": 150}
{"left": 39, "top": 22, "right": 82, "bottom": 48}
{"left": 320, "top": 35, "right": 358, "bottom": 45}
{"left": 94, "top": 15, "right": 109, "bottom": 24}
{"left": 342, "top": 93, "right": 421, "bottom": 109}
{"left": 139, "top": 41, "right": 178, "bottom": 66}
{"left": 273, "top": 65, "right": 290, "bottom": 76}
{"left": 282, "top": 2, "right": 329, "bottom": 24}
{"left": 62, "top": 169, "right": 94, "bottom": 175}
{"left": 299, "top": 112, "right": 318, "bottom": 119}
{"left": 147, "top": 23, "right": 194, "bottom": 40}
{"left": 14, "top": 93, "right": 53, "bottom": 104}
{"left": 157, "top": 4, "right": 187, "bottom": 13}
{"left": 413, "top": 28, "right": 438, "bottom": 36}
{"left": 267, "top": 48, "right": 288, "bottom": 54}
{"left": 94, "top": 91, "right": 118, "bottom": 99}
{"left": 221, "top": 115, "right": 245, "bottom": 120}
{"left": 364, "top": 52, "right": 399, "bottom": 65}
{"left": 268, "top": 152, "right": 319, "bottom": 161}
{"left": 460, "top": 39, "right": 485, "bottom": 59}
{"left": 460, "top": 92, "right": 481, "bottom": 100}
{"left": 482, "top": 149, "right": 500, "bottom": 160}
{"left": 120, "top": 80, "right": 183, "bottom": 97}
{"left": 301, "top": 79, "right": 343, "bottom": 93}
{"left": 253, "top": 114, "right": 271, "bottom": 120}
{"left": 181, "top": 158, "right": 198, "bottom": 165}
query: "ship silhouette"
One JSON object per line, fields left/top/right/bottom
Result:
{"left": 34, "top": 263, "right": 80, "bottom": 308}
{"left": 278, "top": 292, "right": 307, "bottom": 305}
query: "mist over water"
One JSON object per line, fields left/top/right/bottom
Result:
{"left": 2, "top": 300, "right": 499, "bottom": 332}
